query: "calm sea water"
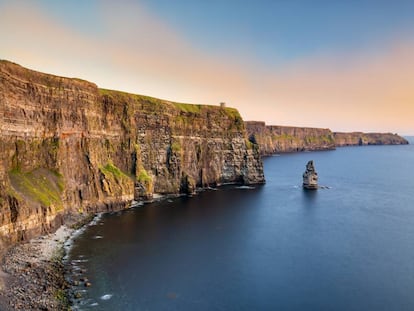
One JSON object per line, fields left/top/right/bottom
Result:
{"left": 68, "top": 139, "right": 414, "bottom": 311}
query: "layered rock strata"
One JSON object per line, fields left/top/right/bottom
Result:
{"left": 245, "top": 121, "right": 336, "bottom": 155}
{"left": 302, "top": 160, "right": 318, "bottom": 190}
{"left": 246, "top": 121, "right": 408, "bottom": 156}
{"left": 0, "top": 60, "right": 264, "bottom": 246}
{"left": 333, "top": 132, "right": 408, "bottom": 146}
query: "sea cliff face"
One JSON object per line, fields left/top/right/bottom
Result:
{"left": 0, "top": 61, "right": 264, "bottom": 246}
{"left": 245, "top": 121, "right": 336, "bottom": 155}
{"left": 333, "top": 132, "right": 408, "bottom": 146}
{"left": 246, "top": 121, "right": 408, "bottom": 156}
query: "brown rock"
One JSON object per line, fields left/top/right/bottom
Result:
{"left": 245, "top": 121, "right": 335, "bottom": 155}
{"left": 246, "top": 121, "right": 408, "bottom": 156}
{"left": 0, "top": 59, "right": 265, "bottom": 246}
{"left": 333, "top": 132, "right": 408, "bottom": 146}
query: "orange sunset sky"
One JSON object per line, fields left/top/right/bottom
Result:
{"left": 1, "top": 1, "right": 413, "bottom": 135}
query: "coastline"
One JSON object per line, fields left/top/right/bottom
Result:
{"left": 0, "top": 189, "right": 225, "bottom": 310}
{"left": 0, "top": 264, "right": 9, "bottom": 310}
{"left": 0, "top": 207, "right": 101, "bottom": 311}
{"left": 0, "top": 195, "right": 191, "bottom": 310}
{"left": 0, "top": 226, "right": 74, "bottom": 310}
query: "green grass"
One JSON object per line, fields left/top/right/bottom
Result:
{"left": 99, "top": 161, "right": 131, "bottom": 183}
{"left": 224, "top": 107, "right": 241, "bottom": 119}
{"left": 137, "top": 168, "right": 152, "bottom": 183}
{"left": 99, "top": 88, "right": 242, "bottom": 117}
{"left": 271, "top": 133, "right": 297, "bottom": 141}
{"left": 8, "top": 168, "right": 64, "bottom": 209}
{"left": 245, "top": 139, "right": 254, "bottom": 150}
{"left": 99, "top": 88, "right": 164, "bottom": 106}
{"left": 52, "top": 170, "right": 65, "bottom": 191}
{"left": 171, "top": 141, "right": 181, "bottom": 153}
{"left": 305, "top": 135, "right": 335, "bottom": 144}
{"left": 133, "top": 143, "right": 153, "bottom": 185}
{"left": 100, "top": 88, "right": 203, "bottom": 113}
{"left": 322, "top": 135, "right": 335, "bottom": 143}
{"left": 173, "top": 103, "right": 203, "bottom": 113}
{"left": 99, "top": 88, "right": 246, "bottom": 132}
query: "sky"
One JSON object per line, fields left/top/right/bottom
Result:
{"left": 1, "top": 0, "right": 414, "bottom": 134}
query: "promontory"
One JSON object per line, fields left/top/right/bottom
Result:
{"left": 0, "top": 60, "right": 265, "bottom": 247}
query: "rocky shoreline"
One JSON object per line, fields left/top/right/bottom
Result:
{"left": 0, "top": 190, "right": 235, "bottom": 310}
{"left": 0, "top": 226, "right": 76, "bottom": 311}
{"left": 0, "top": 207, "right": 101, "bottom": 311}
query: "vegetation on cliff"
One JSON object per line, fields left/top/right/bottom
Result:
{"left": 246, "top": 121, "right": 408, "bottom": 156}
{"left": 333, "top": 132, "right": 408, "bottom": 146}
{"left": 245, "top": 122, "right": 336, "bottom": 155}
{"left": 0, "top": 60, "right": 264, "bottom": 246}
{"left": 8, "top": 169, "right": 64, "bottom": 210}
{"left": 99, "top": 88, "right": 245, "bottom": 132}
{"left": 99, "top": 162, "right": 131, "bottom": 183}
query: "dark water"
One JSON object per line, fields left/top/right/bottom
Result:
{"left": 68, "top": 140, "right": 414, "bottom": 311}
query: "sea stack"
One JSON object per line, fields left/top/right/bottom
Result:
{"left": 303, "top": 160, "right": 318, "bottom": 190}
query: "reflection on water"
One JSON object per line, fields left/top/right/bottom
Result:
{"left": 68, "top": 144, "right": 414, "bottom": 311}
{"left": 301, "top": 188, "right": 318, "bottom": 201}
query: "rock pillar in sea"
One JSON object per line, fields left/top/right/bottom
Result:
{"left": 303, "top": 160, "right": 318, "bottom": 190}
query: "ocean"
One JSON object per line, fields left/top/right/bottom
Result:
{"left": 67, "top": 139, "right": 414, "bottom": 310}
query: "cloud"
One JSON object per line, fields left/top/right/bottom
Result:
{"left": 0, "top": 1, "right": 413, "bottom": 134}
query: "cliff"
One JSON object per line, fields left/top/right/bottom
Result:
{"left": 246, "top": 121, "right": 408, "bottom": 156}
{"left": 0, "top": 60, "right": 264, "bottom": 246}
{"left": 245, "top": 121, "right": 336, "bottom": 155}
{"left": 333, "top": 132, "right": 409, "bottom": 146}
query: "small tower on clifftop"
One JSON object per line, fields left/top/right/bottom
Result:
{"left": 220, "top": 102, "right": 226, "bottom": 108}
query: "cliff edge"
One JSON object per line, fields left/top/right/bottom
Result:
{"left": 0, "top": 60, "right": 264, "bottom": 246}
{"left": 245, "top": 121, "right": 336, "bottom": 155}
{"left": 333, "top": 132, "right": 408, "bottom": 146}
{"left": 246, "top": 121, "right": 408, "bottom": 156}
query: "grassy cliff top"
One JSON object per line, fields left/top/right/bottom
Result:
{"left": 0, "top": 59, "right": 97, "bottom": 90}
{"left": 99, "top": 88, "right": 242, "bottom": 122}
{"left": 1, "top": 59, "right": 244, "bottom": 128}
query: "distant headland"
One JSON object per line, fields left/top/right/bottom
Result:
{"left": 0, "top": 59, "right": 410, "bottom": 310}
{"left": 245, "top": 121, "right": 408, "bottom": 156}
{"left": 0, "top": 60, "right": 408, "bottom": 244}
{"left": 0, "top": 59, "right": 408, "bottom": 246}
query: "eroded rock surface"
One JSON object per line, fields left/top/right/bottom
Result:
{"left": 333, "top": 132, "right": 408, "bottom": 146}
{"left": 246, "top": 121, "right": 408, "bottom": 156}
{"left": 0, "top": 60, "right": 264, "bottom": 246}
{"left": 302, "top": 160, "right": 318, "bottom": 190}
{"left": 245, "top": 121, "right": 336, "bottom": 155}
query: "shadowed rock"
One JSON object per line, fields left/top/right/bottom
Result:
{"left": 303, "top": 160, "right": 318, "bottom": 190}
